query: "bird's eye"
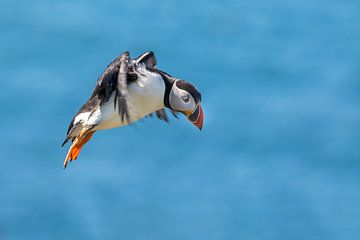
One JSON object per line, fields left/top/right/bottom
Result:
{"left": 182, "top": 94, "right": 190, "bottom": 103}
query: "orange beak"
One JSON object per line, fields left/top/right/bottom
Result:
{"left": 188, "top": 104, "right": 204, "bottom": 130}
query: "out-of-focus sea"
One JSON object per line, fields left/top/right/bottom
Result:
{"left": 1, "top": 0, "right": 359, "bottom": 239}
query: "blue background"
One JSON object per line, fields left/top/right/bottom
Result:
{"left": 1, "top": 0, "right": 360, "bottom": 239}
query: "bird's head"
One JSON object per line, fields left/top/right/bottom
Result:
{"left": 169, "top": 80, "right": 204, "bottom": 130}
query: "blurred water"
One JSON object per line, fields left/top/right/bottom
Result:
{"left": 1, "top": 0, "right": 360, "bottom": 239}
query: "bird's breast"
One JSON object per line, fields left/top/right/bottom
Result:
{"left": 91, "top": 70, "right": 166, "bottom": 130}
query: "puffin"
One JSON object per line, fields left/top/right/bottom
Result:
{"left": 62, "top": 51, "right": 203, "bottom": 169}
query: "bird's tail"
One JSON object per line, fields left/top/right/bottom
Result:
{"left": 63, "top": 131, "right": 95, "bottom": 169}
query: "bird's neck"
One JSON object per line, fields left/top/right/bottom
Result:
{"left": 158, "top": 71, "right": 175, "bottom": 109}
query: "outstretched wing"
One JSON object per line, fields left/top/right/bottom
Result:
{"left": 92, "top": 51, "right": 131, "bottom": 123}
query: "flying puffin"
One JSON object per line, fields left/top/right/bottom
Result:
{"left": 62, "top": 51, "right": 203, "bottom": 169}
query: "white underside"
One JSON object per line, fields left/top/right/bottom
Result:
{"left": 74, "top": 66, "right": 165, "bottom": 133}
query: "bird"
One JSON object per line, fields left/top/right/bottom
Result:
{"left": 62, "top": 51, "right": 203, "bottom": 169}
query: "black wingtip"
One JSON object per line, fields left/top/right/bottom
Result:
{"left": 117, "top": 96, "right": 130, "bottom": 123}
{"left": 155, "top": 109, "right": 169, "bottom": 123}
{"left": 171, "top": 110, "right": 179, "bottom": 119}
{"left": 122, "top": 51, "right": 130, "bottom": 58}
{"left": 61, "top": 138, "right": 68, "bottom": 147}
{"left": 135, "top": 51, "right": 157, "bottom": 68}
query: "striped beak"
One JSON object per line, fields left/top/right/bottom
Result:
{"left": 187, "top": 104, "right": 204, "bottom": 130}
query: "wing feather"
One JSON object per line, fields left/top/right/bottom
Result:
{"left": 115, "top": 52, "right": 131, "bottom": 122}
{"left": 91, "top": 51, "right": 131, "bottom": 122}
{"left": 135, "top": 51, "right": 157, "bottom": 68}
{"left": 145, "top": 108, "right": 180, "bottom": 123}
{"left": 155, "top": 109, "right": 169, "bottom": 123}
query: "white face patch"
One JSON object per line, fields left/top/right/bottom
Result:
{"left": 169, "top": 82, "right": 196, "bottom": 114}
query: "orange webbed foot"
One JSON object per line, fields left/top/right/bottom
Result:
{"left": 63, "top": 131, "right": 95, "bottom": 169}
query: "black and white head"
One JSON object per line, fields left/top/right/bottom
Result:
{"left": 169, "top": 80, "right": 204, "bottom": 130}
